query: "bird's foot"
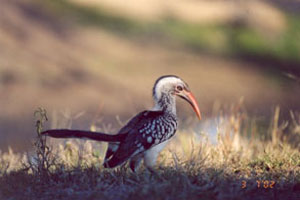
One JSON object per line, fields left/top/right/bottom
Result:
{"left": 146, "top": 167, "right": 163, "bottom": 181}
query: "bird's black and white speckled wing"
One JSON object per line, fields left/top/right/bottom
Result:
{"left": 104, "top": 110, "right": 153, "bottom": 161}
{"left": 105, "top": 110, "right": 177, "bottom": 168}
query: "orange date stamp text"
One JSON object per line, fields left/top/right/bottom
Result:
{"left": 241, "top": 180, "right": 275, "bottom": 189}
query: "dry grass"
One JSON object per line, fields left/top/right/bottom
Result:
{"left": 1, "top": 0, "right": 300, "bottom": 152}
{"left": 0, "top": 106, "right": 299, "bottom": 200}
{"left": 0, "top": 1, "right": 300, "bottom": 199}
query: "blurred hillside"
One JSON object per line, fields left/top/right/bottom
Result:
{"left": 0, "top": 0, "right": 300, "bottom": 152}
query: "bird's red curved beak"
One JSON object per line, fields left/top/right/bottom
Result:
{"left": 177, "top": 91, "right": 202, "bottom": 120}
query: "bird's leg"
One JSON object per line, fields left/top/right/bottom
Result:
{"left": 144, "top": 152, "right": 163, "bottom": 180}
{"left": 145, "top": 166, "right": 164, "bottom": 181}
{"left": 146, "top": 166, "right": 157, "bottom": 175}
{"left": 129, "top": 154, "right": 143, "bottom": 173}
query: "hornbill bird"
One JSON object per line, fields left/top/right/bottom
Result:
{"left": 42, "top": 75, "right": 201, "bottom": 172}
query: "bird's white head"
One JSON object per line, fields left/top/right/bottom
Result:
{"left": 152, "top": 75, "right": 201, "bottom": 120}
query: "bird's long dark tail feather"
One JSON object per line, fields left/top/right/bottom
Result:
{"left": 42, "top": 129, "right": 127, "bottom": 142}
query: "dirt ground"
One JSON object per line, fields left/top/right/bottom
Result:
{"left": 0, "top": 0, "right": 299, "bottom": 152}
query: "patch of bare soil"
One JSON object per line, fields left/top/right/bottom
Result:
{"left": 0, "top": 0, "right": 299, "bottom": 152}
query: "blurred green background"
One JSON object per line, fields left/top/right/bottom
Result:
{"left": 0, "top": 0, "right": 299, "bottom": 152}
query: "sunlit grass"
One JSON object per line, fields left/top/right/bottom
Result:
{"left": 0, "top": 106, "right": 299, "bottom": 199}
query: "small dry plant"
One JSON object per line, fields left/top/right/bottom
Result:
{"left": 23, "top": 108, "right": 57, "bottom": 180}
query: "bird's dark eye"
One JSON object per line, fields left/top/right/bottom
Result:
{"left": 176, "top": 85, "right": 183, "bottom": 91}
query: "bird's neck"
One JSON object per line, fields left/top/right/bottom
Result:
{"left": 153, "top": 92, "right": 176, "bottom": 115}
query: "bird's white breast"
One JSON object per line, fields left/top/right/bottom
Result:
{"left": 143, "top": 140, "right": 169, "bottom": 168}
